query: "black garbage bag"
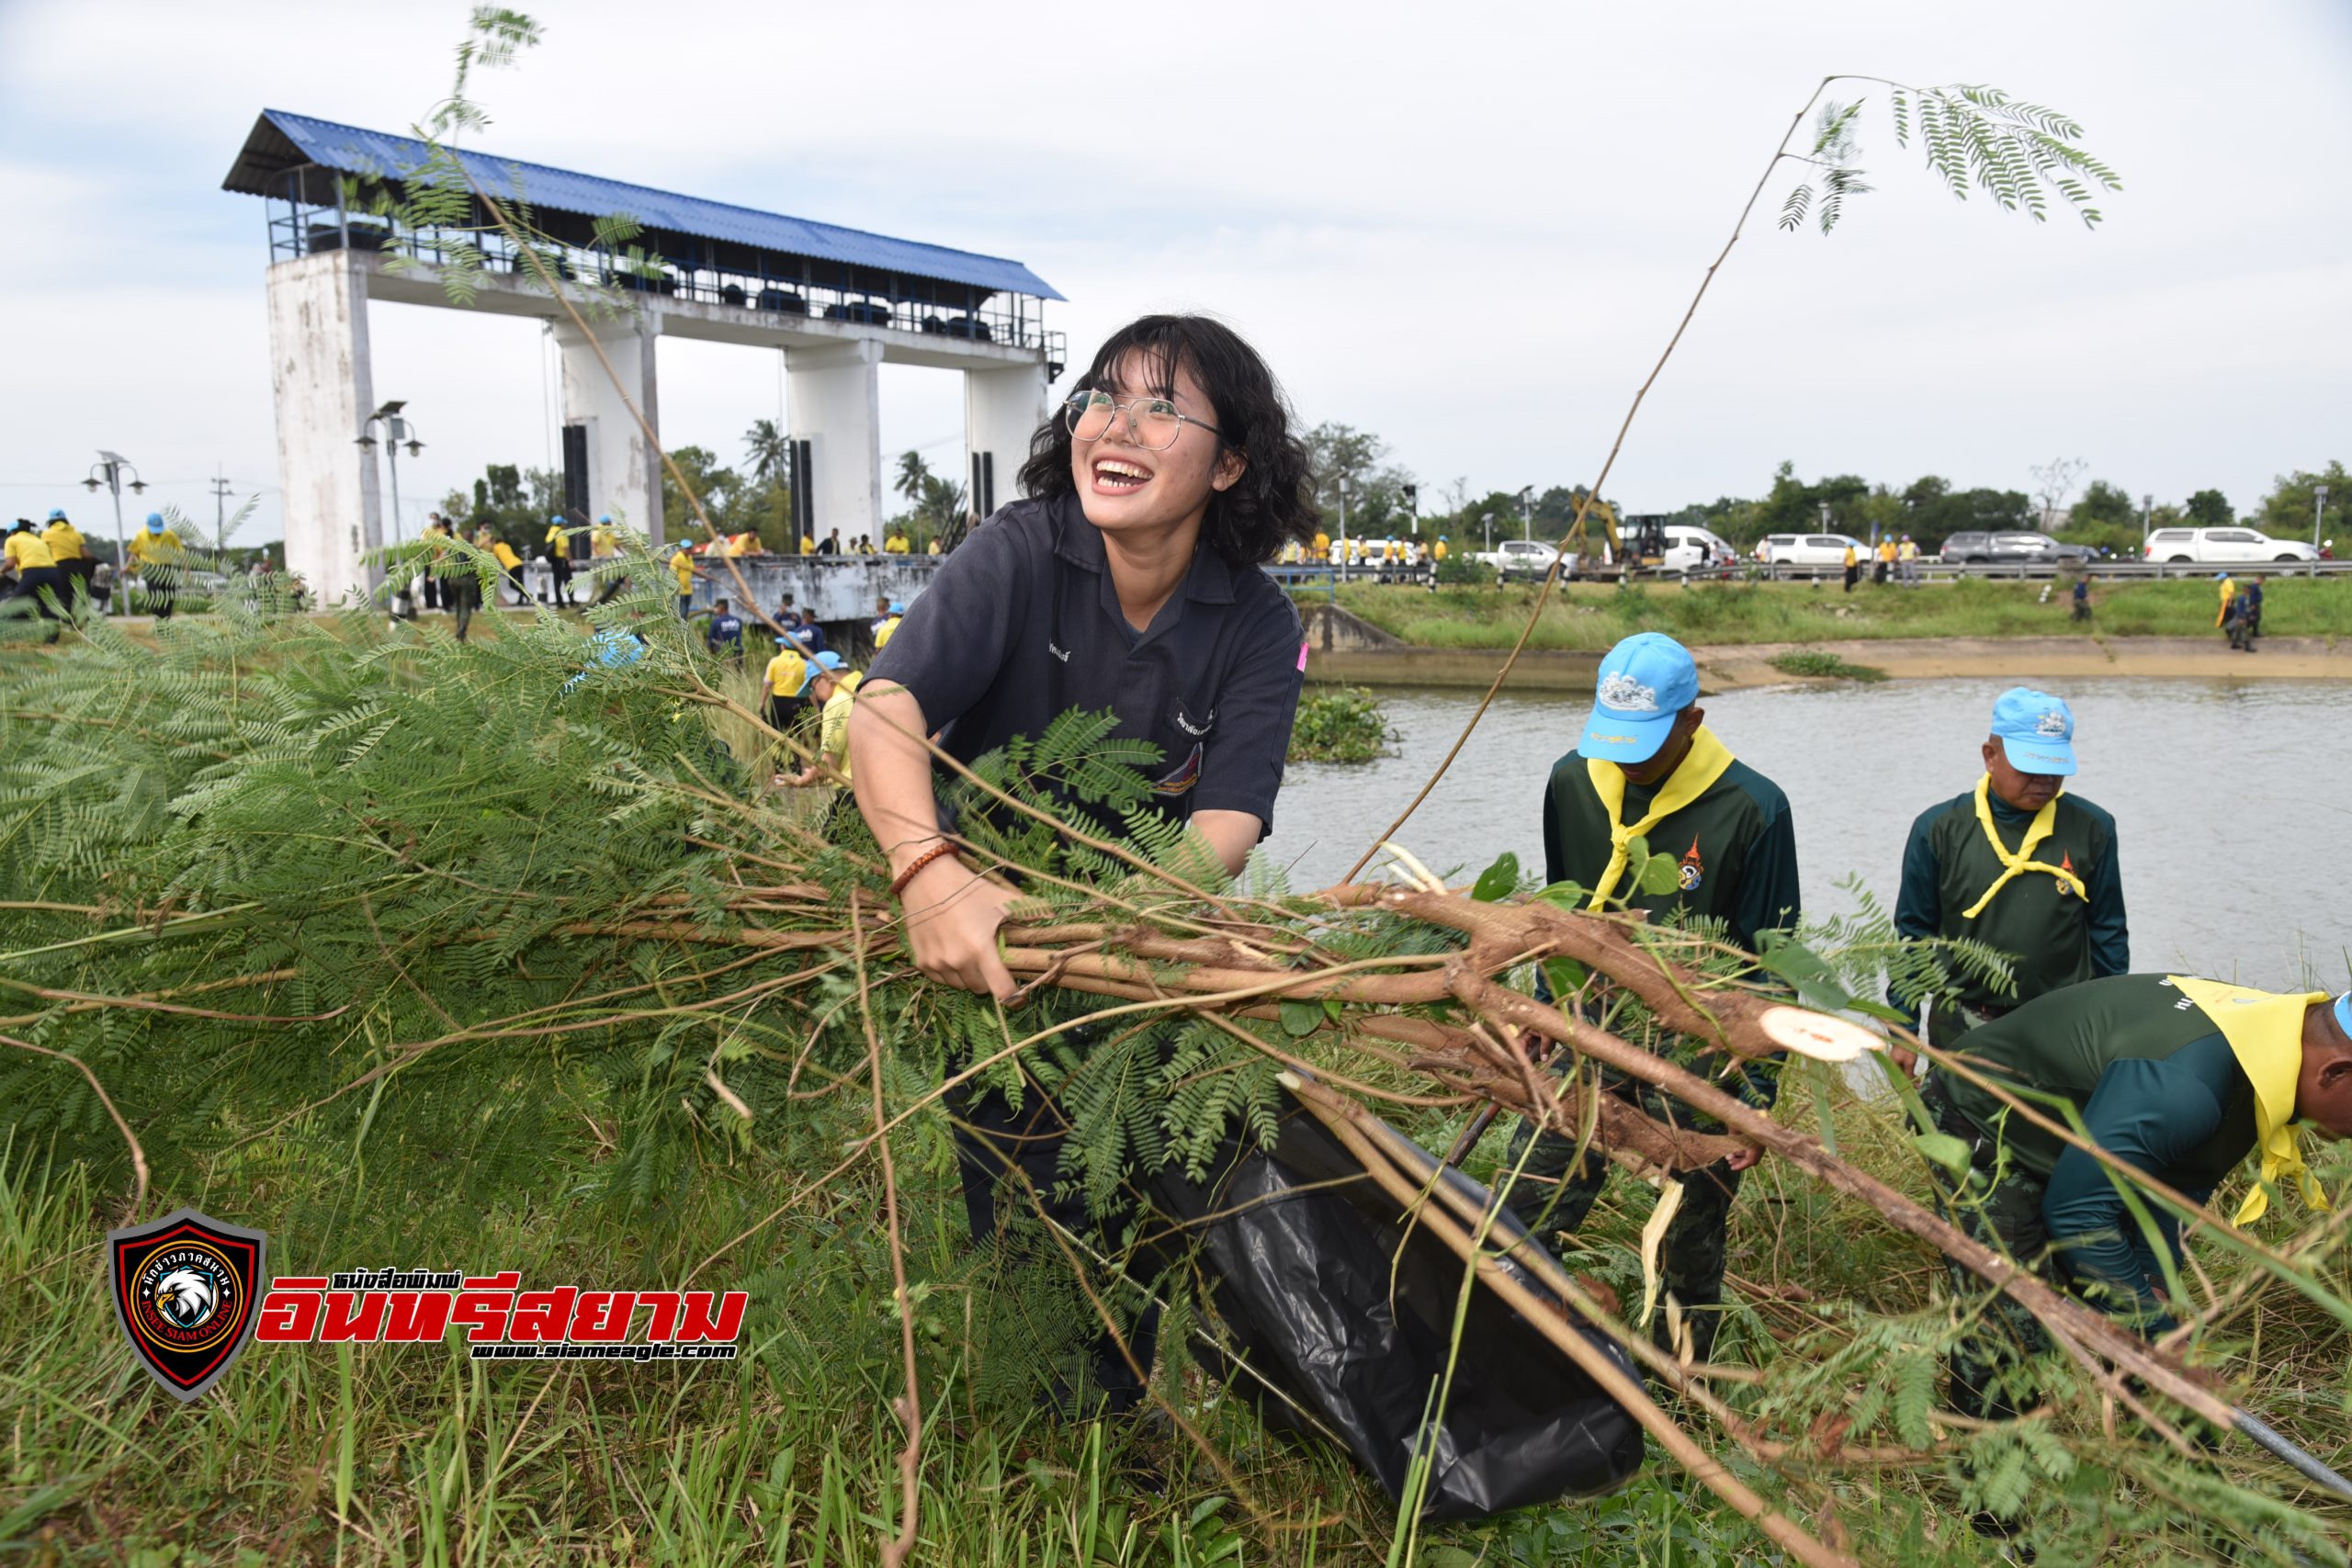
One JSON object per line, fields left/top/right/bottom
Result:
{"left": 1145, "top": 1089, "right": 1645, "bottom": 1520}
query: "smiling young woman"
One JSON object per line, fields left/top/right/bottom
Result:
{"left": 850, "top": 314, "right": 1317, "bottom": 998}
{"left": 846, "top": 314, "right": 1317, "bottom": 1413}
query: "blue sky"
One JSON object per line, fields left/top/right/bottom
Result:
{"left": 2, "top": 0, "right": 2347, "bottom": 546}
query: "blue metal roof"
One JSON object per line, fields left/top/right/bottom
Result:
{"left": 224, "top": 109, "right": 1063, "bottom": 302}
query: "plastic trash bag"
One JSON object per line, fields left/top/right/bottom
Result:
{"left": 1146, "top": 1089, "right": 1645, "bottom": 1520}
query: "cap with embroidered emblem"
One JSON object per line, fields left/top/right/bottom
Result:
{"left": 1581, "top": 632, "right": 1699, "bottom": 764}
{"left": 793, "top": 649, "right": 846, "bottom": 696}
{"left": 1990, "top": 686, "right": 2077, "bottom": 775}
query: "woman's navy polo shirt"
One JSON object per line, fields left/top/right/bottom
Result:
{"left": 865, "top": 494, "right": 1306, "bottom": 837}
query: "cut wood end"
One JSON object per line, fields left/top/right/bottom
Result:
{"left": 1757, "top": 1005, "right": 1882, "bottom": 1063}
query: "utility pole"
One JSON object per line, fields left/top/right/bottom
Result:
{"left": 1337, "top": 472, "right": 1349, "bottom": 547}
{"left": 1518, "top": 485, "right": 1533, "bottom": 542}
{"left": 2142, "top": 492, "right": 2154, "bottom": 552}
{"left": 1401, "top": 482, "right": 1419, "bottom": 537}
{"left": 209, "top": 473, "right": 232, "bottom": 554}
{"left": 2314, "top": 483, "right": 2329, "bottom": 558}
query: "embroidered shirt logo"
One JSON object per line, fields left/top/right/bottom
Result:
{"left": 2036, "top": 709, "right": 2068, "bottom": 737}
{"left": 1597, "top": 671, "right": 1659, "bottom": 712}
{"left": 1173, "top": 705, "right": 1216, "bottom": 738}
{"left": 1152, "top": 742, "right": 1204, "bottom": 796}
{"left": 1677, "top": 837, "right": 1704, "bottom": 893}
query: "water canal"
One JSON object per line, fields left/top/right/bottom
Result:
{"left": 1268, "top": 677, "right": 2352, "bottom": 994}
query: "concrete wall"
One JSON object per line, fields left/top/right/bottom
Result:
{"left": 266, "top": 252, "right": 382, "bottom": 603}
{"left": 963, "top": 362, "right": 1046, "bottom": 518}
{"left": 557, "top": 311, "right": 663, "bottom": 545}
{"left": 785, "top": 340, "right": 884, "bottom": 548}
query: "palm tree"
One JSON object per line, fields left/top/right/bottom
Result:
{"left": 743, "top": 419, "right": 787, "bottom": 486}
{"left": 893, "top": 450, "right": 932, "bottom": 508}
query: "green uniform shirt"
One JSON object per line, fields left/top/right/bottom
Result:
{"left": 1895, "top": 788, "right": 2127, "bottom": 1018}
{"left": 1934, "top": 974, "right": 2257, "bottom": 1314}
{"left": 1541, "top": 750, "right": 1800, "bottom": 953}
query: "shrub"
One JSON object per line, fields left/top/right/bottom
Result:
{"left": 1288, "top": 685, "right": 1398, "bottom": 763}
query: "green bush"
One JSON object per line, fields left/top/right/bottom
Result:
{"left": 1288, "top": 685, "right": 1397, "bottom": 763}
{"left": 1770, "top": 649, "right": 1888, "bottom": 682}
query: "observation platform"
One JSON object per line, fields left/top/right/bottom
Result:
{"left": 223, "top": 109, "right": 1065, "bottom": 604}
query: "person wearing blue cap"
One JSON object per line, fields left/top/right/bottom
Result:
{"left": 542, "top": 514, "right": 576, "bottom": 606}
{"left": 873, "top": 599, "right": 906, "bottom": 651}
{"left": 1506, "top": 630, "right": 1800, "bottom": 1361}
{"left": 1921, "top": 976, "right": 2352, "bottom": 1446}
{"left": 126, "top": 512, "right": 185, "bottom": 619}
{"left": 779, "top": 651, "right": 859, "bottom": 789}
{"left": 40, "top": 510, "right": 91, "bottom": 617}
{"left": 1894, "top": 687, "right": 2127, "bottom": 1052}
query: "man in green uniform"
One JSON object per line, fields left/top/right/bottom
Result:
{"left": 1896, "top": 687, "right": 2127, "bottom": 1052}
{"left": 1507, "top": 631, "right": 1801, "bottom": 1359}
{"left": 1925, "top": 978, "right": 2352, "bottom": 1425}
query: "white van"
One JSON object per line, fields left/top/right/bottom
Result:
{"left": 1659, "top": 525, "right": 1735, "bottom": 575}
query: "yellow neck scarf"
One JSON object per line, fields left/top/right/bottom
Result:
{"left": 1958, "top": 774, "right": 2088, "bottom": 919}
{"left": 1585, "top": 725, "right": 1736, "bottom": 908}
{"left": 2167, "top": 976, "right": 2331, "bottom": 1224}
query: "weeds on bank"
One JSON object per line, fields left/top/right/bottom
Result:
{"left": 1333, "top": 577, "right": 2352, "bottom": 652}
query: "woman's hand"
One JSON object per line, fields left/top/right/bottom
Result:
{"left": 899, "top": 854, "right": 1020, "bottom": 1001}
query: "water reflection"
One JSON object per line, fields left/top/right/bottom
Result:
{"left": 1267, "top": 679, "right": 2352, "bottom": 993}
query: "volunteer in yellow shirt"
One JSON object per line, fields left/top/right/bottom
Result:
{"left": 492, "top": 538, "right": 527, "bottom": 606}
{"left": 127, "top": 513, "right": 186, "bottom": 619}
{"left": 5, "top": 523, "right": 65, "bottom": 640}
{"left": 669, "top": 547, "right": 701, "bottom": 619}
{"left": 780, "top": 652, "right": 861, "bottom": 788}
{"left": 40, "top": 509, "right": 90, "bottom": 614}
{"left": 543, "top": 516, "right": 576, "bottom": 606}
{"left": 590, "top": 514, "right": 618, "bottom": 559}
{"left": 883, "top": 528, "right": 911, "bottom": 555}
{"left": 761, "top": 634, "right": 808, "bottom": 739}
{"left": 798, "top": 533, "right": 817, "bottom": 556}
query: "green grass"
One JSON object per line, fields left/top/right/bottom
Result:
{"left": 1769, "top": 650, "right": 1889, "bottom": 682}
{"left": 1325, "top": 577, "right": 2352, "bottom": 651}
{"left": 1287, "top": 687, "right": 1398, "bottom": 764}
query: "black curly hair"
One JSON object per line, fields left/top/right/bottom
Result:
{"left": 1016, "top": 314, "right": 1317, "bottom": 566}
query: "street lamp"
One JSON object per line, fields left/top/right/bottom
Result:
{"left": 1481, "top": 508, "right": 1494, "bottom": 554}
{"left": 2314, "top": 483, "right": 2330, "bottom": 559}
{"left": 81, "top": 450, "right": 146, "bottom": 580}
{"left": 2142, "top": 492, "right": 2154, "bottom": 551}
{"left": 357, "top": 400, "right": 424, "bottom": 553}
{"left": 1336, "top": 472, "right": 1350, "bottom": 547}
{"left": 1517, "top": 485, "right": 1533, "bottom": 543}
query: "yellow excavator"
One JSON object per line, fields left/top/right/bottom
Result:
{"left": 1557, "top": 491, "right": 1665, "bottom": 573}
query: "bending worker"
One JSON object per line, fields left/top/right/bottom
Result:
{"left": 1923, "top": 978, "right": 2352, "bottom": 1426}
{"left": 1895, "top": 688, "right": 2126, "bottom": 1053}
{"left": 1507, "top": 631, "right": 1800, "bottom": 1361}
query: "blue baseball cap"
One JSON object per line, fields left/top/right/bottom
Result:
{"left": 145, "top": 513, "right": 164, "bottom": 528}
{"left": 887, "top": 600, "right": 905, "bottom": 615}
{"left": 550, "top": 514, "right": 567, "bottom": 525}
{"left": 1990, "top": 686, "right": 2078, "bottom": 776}
{"left": 46, "top": 508, "right": 65, "bottom": 521}
{"left": 793, "top": 649, "right": 846, "bottom": 696}
{"left": 2213, "top": 571, "right": 2229, "bottom": 581}
{"left": 1582, "top": 633, "right": 1700, "bottom": 763}
{"left": 2337, "top": 991, "right": 2352, "bottom": 1042}
{"left": 598, "top": 513, "right": 613, "bottom": 524}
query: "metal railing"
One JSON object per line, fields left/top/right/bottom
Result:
{"left": 266, "top": 187, "right": 1064, "bottom": 365}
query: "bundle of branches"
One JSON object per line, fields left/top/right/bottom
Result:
{"left": 4, "top": 584, "right": 2346, "bottom": 1565}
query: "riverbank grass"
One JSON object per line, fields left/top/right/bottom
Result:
{"left": 1328, "top": 576, "right": 2350, "bottom": 651}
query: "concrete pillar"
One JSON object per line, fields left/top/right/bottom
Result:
{"left": 786, "top": 339, "right": 883, "bottom": 548}
{"left": 266, "top": 251, "right": 382, "bottom": 603}
{"left": 555, "top": 310, "right": 664, "bottom": 545}
{"left": 965, "top": 362, "right": 1046, "bottom": 523}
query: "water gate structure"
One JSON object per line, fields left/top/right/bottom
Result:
{"left": 222, "top": 110, "right": 1064, "bottom": 604}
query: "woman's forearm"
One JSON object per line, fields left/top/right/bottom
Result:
{"left": 846, "top": 682, "right": 945, "bottom": 876}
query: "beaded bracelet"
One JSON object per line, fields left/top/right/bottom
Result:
{"left": 888, "top": 842, "right": 961, "bottom": 899}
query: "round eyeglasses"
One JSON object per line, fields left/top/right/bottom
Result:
{"left": 1063, "top": 389, "right": 1223, "bottom": 452}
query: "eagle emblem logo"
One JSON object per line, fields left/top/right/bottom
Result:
{"left": 107, "top": 1208, "right": 268, "bottom": 1403}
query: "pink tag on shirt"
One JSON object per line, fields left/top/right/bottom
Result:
{"left": 1296, "top": 639, "right": 1310, "bottom": 672}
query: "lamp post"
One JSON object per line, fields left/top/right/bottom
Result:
{"left": 1517, "top": 485, "right": 1533, "bottom": 542}
{"left": 357, "top": 400, "right": 424, "bottom": 554}
{"left": 80, "top": 451, "right": 145, "bottom": 615}
{"left": 2142, "top": 492, "right": 2154, "bottom": 553}
{"left": 1337, "top": 472, "right": 1349, "bottom": 548}
{"left": 1481, "top": 508, "right": 1494, "bottom": 554}
{"left": 2314, "top": 483, "right": 2330, "bottom": 562}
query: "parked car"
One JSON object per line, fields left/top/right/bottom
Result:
{"left": 2142, "top": 526, "right": 2320, "bottom": 565}
{"left": 1939, "top": 531, "right": 2094, "bottom": 568}
{"left": 1659, "top": 525, "right": 1736, "bottom": 576}
{"left": 1756, "top": 533, "right": 1870, "bottom": 577}
{"left": 1476, "top": 538, "right": 1564, "bottom": 581}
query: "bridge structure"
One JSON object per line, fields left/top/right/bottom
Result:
{"left": 222, "top": 110, "right": 1064, "bottom": 603}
